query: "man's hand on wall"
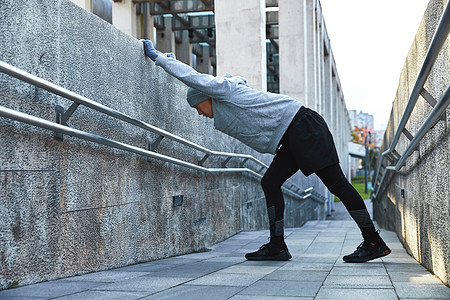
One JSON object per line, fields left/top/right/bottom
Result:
{"left": 141, "top": 40, "right": 159, "bottom": 61}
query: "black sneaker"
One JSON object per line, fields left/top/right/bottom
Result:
{"left": 343, "top": 240, "right": 391, "bottom": 263}
{"left": 245, "top": 243, "right": 292, "bottom": 261}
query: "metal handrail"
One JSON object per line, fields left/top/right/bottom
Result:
{"left": 0, "top": 60, "right": 267, "bottom": 168}
{"left": 0, "top": 61, "right": 326, "bottom": 204}
{"left": 371, "top": 1, "right": 450, "bottom": 199}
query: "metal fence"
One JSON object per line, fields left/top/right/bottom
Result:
{"left": 371, "top": 2, "right": 450, "bottom": 200}
{"left": 0, "top": 60, "right": 326, "bottom": 204}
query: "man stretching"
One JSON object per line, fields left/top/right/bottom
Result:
{"left": 141, "top": 40, "right": 391, "bottom": 263}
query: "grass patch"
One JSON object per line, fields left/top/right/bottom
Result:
{"left": 334, "top": 177, "right": 371, "bottom": 202}
{"left": 352, "top": 178, "right": 371, "bottom": 200}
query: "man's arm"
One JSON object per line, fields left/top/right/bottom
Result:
{"left": 142, "top": 40, "right": 230, "bottom": 99}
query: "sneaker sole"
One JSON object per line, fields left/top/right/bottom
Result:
{"left": 343, "top": 248, "right": 391, "bottom": 263}
{"left": 245, "top": 253, "right": 292, "bottom": 261}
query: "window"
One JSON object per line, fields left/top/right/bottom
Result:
{"left": 92, "top": 0, "right": 112, "bottom": 24}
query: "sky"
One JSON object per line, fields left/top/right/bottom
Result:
{"left": 319, "top": 0, "right": 430, "bottom": 130}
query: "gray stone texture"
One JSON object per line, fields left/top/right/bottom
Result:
{"left": 0, "top": 0, "right": 328, "bottom": 289}
{"left": 373, "top": 0, "right": 450, "bottom": 286}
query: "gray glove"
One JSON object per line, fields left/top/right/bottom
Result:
{"left": 142, "top": 40, "right": 159, "bottom": 61}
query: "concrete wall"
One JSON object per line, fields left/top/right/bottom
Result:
{"left": 0, "top": 0, "right": 325, "bottom": 289}
{"left": 215, "top": 0, "right": 267, "bottom": 91}
{"left": 373, "top": 0, "right": 450, "bottom": 286}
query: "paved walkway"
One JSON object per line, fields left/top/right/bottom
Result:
{"left": 1, "top": 204, "right": 449, "bottom": 299}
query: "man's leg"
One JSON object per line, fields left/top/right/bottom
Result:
{"left": 261, "top": 147, "right": 299, "bottom": 247}
{"left": 245, "top": 147, "right": 298, "bottom": 260}
{"left": 315, "top": 163, "right": 391, "bottom": 262}
{"left": 315, "top": 164, "right": 376, "bottom": 238}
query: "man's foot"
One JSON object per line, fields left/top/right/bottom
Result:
{"left": 245, "top": 243, "right": 292, "bottom": 261}
{"left": 343, "top": 239, "right": 391, "bottom": 263}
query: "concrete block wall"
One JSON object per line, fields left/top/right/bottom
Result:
{"left": 373, "top": 0, "right": 449, "bottom": 286}
{"left": 0, "top": 0, "right": 325, "bottom": 289}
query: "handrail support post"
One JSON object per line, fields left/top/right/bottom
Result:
{"left": 150, "top": 135, "right": 164, "bottom": 152}
{"left": 402, "top": 128, "right": 414, "bottom": 141}
{"left": 420, "top": 88, "right": 446, "bottom": 125}
{"left": 221, "top": 156, "right": 232, "bottom": 168}
{"left": 54, "top": 103, "right": 80, "bottom": 140}
{"left": 240, "top": 157, "right": 249, "bottom": 168}
{"left": 392, "top": 150, "right": 402, "bottom": 160}
{"left": 420, "top": 88, "right": 438, "bottom": 107}
{"left": 198, "top": 153, "right": 210, "bottom": 166}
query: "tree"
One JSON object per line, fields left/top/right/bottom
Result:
{"left": 361, "top": 147, "right": 380, "bottom": 171}
{"left": 351, "top": 126, "right": 376, "bottom": 148}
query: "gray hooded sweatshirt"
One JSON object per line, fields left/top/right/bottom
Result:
{"left": 155, "top": 55, "right": 303, "bottom": 154}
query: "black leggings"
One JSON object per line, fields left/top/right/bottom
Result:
{"left": 315, "top": 164, "right": 366, "bottom": 211}
{"left": 262, "top": 150, "right": 375, "bottom": 240}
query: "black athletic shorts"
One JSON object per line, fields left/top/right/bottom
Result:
{"left": 277, "top": 106, "right": 340, "bottom": 176}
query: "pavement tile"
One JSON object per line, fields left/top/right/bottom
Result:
{"left": 220, "top": 252, "right": 249, "bottom": 258}
{"left": 0, "top": 281, "right": 103, "bottom": 299}
{"left": 288, "top": 232, "right": 318, "bottom": 237}
{"left": 219, "top": 239, "right": 251, "bottom": 246}
{"left": 316, "top": 231, "right": 347, "bottom": 236}
{"left": 116, "top": 257, "right": 199, "bottom": 270}
{"left": 292, "top": 256, "right": 338, "bottom": 263}
{"left": 216, "top": 265, "right": 280, "bottom": 275}
{"left": 157, "top": 257, "right": 204, "bottom": 265}
{"left": 170, "top": 252, "right": 219, "bottom": 260}
{"left": 234, "top": 248, "right": 257, "bottom": 254}
{"left": 55, "top": 290, "right": 148, "bottom": 300}
{"left": 212, "top": 245, "right": 245, "bottom": 252}
{"left": 238, "top": 279, "right": 322, "bottom": 297}
{"left": 263, "top": 270, "right": 329, "bottom": 282}
{"left": 294, "top": 253, "right": 340, "bottom": 258}
{"left": 384, "top": 250, "right": 413, "bottom": 258}
{"left": 142, "top": 261, "right": 235, "bottom": 278}
{"left": 323, "top": 275, "right": 392, "bottom": 288}
{"left": 114, "top": 263, "right": 175, "bottom": 273}
{"left": 140, "top": 285, "right": 244, "bottom": 300}
{"left": 381, "top": 256, "right": 419, "bottom": 264}
{"left": 384, "top": 262, "right": 429, "bottom": 273}
{"left": 285, "top": 240, "right": 314, "bottom": 246}
{"left": 388, "top": 271, "right": 443, "bottom": 284}
{"left": 229, "top": 295, "right": 313, "bottom": 300}
{"left": 394, "top": 282, "right": 450, "bottom": 299}
{"left": 286, "top": 246, "right": 309, "bottom": 253}
{"left": 289, "top": 247, "right": 310, "bottom": 253}
{"left": 315, "top": 287, "right": 397, "bottom": 299}
{"left": 313, "top": 236, "right": 345, "bottom": 243}
{"left": 185, "top": 273, "right": 264, "bottom": 287}
{"left": 60, "top": 270, "right": 149, "bottom": 282}
{"left": 203, "top": 256, "right": 246, "bottom": 263}
{"left": 341, "top": 241, "right": 360, "bottom": 246}
{"left": 307, "top": 244, "right": 342, "bottom": 251}
{"left": 229, "top": 232, "right": 261, "bottom": 238}
{"left": 278, "top": 262, "right": 334, "bottom": 271}
{"left": 0, "top": 297, "right": 43, "bottom": 300}
{"left": 90, "top": 276, "right": 191, "bottom": 293}
{"left": 302, "top": 221, "right": 320, "bottom": 227}
{"left": 345, "top": 234, "right": 363, "bottom": 239}
{"left": 329, "top": 266, "right": 387, "bottom": 276}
